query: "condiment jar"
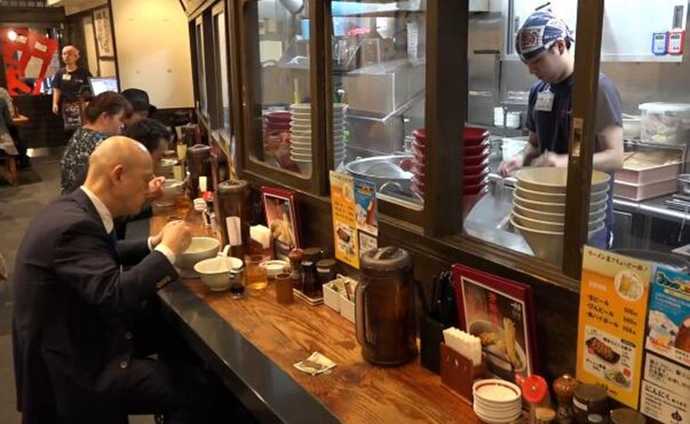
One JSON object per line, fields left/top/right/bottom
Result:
{"left": 275, "top": 273, "right": 294, "bottom": 305}
{"left": 301, "top": 260, "right": 319, "bottom": 297}
{"left": 573, "top": 384, "right": 609, "bottom": 424}
{"left": 536, "top": 407, "right": 557, "bottom": 424}
{"left": 316, "top": 259, "right": 337, "bottom": 286}
{"left": 554, "top": 374, "right": 579, "bottom": 424}
{"left": 610, "top": 409, "right": 646, "bottom": 424}
{"left": 303, "top": 247, "right": 324, "bottom": 263}
{"left": 288, "top": 248, "right": 304, "bottom": 291}
{"left": 229, "top": 264, "right": 245, "bottom": 299}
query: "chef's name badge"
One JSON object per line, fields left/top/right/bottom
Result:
{"left": 535, "top": 91, "right": 554, "bottom": 112}
{"left": 62, "top": 73, "right": 72, "bottom": 81}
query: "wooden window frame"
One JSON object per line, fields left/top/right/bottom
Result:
{"left": 210, "top": 1, "right": 232, "bottom": 139}
{"left": 235, "top": 0, "right": 328, "bottom": 196}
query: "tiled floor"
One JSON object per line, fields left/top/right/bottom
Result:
{"left": 0, "top": 152, "right": 151, "bottom": 423}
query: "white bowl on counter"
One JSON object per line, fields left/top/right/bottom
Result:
{"left": 194, "top": 256, "right": 243, "bottom": 291}
{"left": 515, "top": 167, "right": 611, "bottom": 194}
{"left": 176, "top": 237, "right": 221, "bottom": 270}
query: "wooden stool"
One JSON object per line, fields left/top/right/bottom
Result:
{"left": 0, "top": 154, "right": 18, "bottom": 185}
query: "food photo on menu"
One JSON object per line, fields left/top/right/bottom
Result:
{"left": 452, "top": 265, "right": 538, "bottom": 383}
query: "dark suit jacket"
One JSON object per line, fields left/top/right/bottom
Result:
{"left": 12, "top": 189, "right": 178, "bottom": 423}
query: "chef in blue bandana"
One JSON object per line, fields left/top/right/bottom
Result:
{"left": 499, "top": 9, "right": 624, "bottom": 249}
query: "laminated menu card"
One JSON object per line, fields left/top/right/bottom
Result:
{"left": 645, "top": 266, "right": 690, "bottom": 367}
{"left": 576, "top": 247, "right": 653, "bottom": 409}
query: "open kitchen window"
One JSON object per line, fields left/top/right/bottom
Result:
{"left": 326, "top": 0, "right": 426, "bottom": 209}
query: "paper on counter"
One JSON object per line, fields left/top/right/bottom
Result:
{"left": 294, "top": 352, "right": 336, "bottom": 376}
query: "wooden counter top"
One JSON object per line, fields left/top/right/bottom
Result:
{"left": 150, "top": 203, "right": 479, "bottom": 423}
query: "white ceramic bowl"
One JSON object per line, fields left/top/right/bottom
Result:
{"left": 472, "top": 379, "right": 522, "bottom": 404}
{"left": 511, "top": 218, "right": 604, "bottom": 264}
{"left": 515, "top": 185, "right": 608, "bottom": 204}
{"left": 155, "top": 179, "right": 185, "bottom": 206}
{"left": 514, "top": 194, "right": 606, "bottom": 214}
{"left": 515, "top": 167, "right": 611, "bottom": 194}
{"left": 512, "top": 211, "right": 604, "bottom": 232}
{"left": 290, "top": 103, "right": 311, "bottom": 112}
{"left": 176, "top": 237, "right": 221, "bottom": 270}
{"left": 194, "top": 256, "right": 243, "bottom": 291}
{"left": 260, "top": 260, "right": 289, "bottom": 279}
{"left": 513, "top": 203, "right": 605, "bottom": 224}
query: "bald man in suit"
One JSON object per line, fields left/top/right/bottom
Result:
{"left": 12, "top": 137, "right": 214, "bottom": 423}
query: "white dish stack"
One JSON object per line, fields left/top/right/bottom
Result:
{"left": 472, "top": 379, "right": 523, "bottom": 424}
{"left": 289, "top": 103, "right": 348, "bottom": 167}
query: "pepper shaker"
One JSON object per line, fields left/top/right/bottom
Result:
{"left": 288, "top": 248, "right": 304, "bottom": 291}
{"left": 553, "top": 374, "right": 579, "bottom": 424}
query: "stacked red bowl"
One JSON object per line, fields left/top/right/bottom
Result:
{"left": 410, "top": 127, "right": 490, "bottom": 203}
{"left": 264, "top": 111, "right": 292, "bottom": 134}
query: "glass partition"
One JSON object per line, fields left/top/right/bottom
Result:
{"left": 212, "top": 6, "right": 231, "bottom": 140}
{"left": 246, "top": 0, "right": 312, "bottom": 178}
{"left": 590, "top": 3, "right": 690, "bottom": 266}
{"left": 330, "top": 0, "right": 426, "bottom": 207}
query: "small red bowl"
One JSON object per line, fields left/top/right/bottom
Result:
{"left": 464, "top": 169, "right": 489, "bottom": 186}
{"left": 465, "top": 139, "right": 490, "bottom": 156}
{"left": 412, "top": 127, "right": 489, "bottom": 146}
{"left": 266, "top": 111, "right": 292, "bottom": 121}
{"left": 464, "top": 147, "right": 490, "bottom": 167}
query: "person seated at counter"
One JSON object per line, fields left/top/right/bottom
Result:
{"left": 122, "top": 88, "right": 158, "bottom": 127}
{"left": 12, "top": 136, "right": 222, "bottom": 423}
{"left": 125, "top": 117, "right": 170, "bottom": 166}
{"left": 498, "top": 9, "right": 624, "bottom": 249}
{"left": 59, "top": 91, "right": 132, "bottom": 194}
{"left": 0, "top": 86, "right": 19, "bottom": 161}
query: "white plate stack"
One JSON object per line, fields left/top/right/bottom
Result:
{"left": 472, "top": 379, "right": 523, "bottom": 424}
{"left": 289, "top": 103, "right": 348, "bottom": 167}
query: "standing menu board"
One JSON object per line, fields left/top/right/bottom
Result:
{"left": 576, "top": 247, "right": 653, "bottom": 409}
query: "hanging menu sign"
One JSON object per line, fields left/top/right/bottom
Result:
{"left": 576, "top": 247, "right": 653, "bottom": 409}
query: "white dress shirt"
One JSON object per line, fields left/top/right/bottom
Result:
{"left": 80, "top": 186, "right": 176, "bottom": 264}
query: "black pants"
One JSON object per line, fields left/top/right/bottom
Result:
{"left": 56, "top": 302, "right": 221, "bottom": 424}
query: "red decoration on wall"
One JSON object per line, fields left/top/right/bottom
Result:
{"left": 0, "top": 28, "right": 59, "bottom": 96}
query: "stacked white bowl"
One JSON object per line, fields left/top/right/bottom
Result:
{"left": 510, "top": 167, "right": 611, "bottom": 264}
{"left": 289, "top": 103, "right": 348, "bottom": 167}
{"left": 472, "top": 379, "right": 523, "bottom": 424}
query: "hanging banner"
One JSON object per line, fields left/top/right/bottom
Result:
{"left": 576, "top": 247, "right": 653, "bottom": 409}
{"left": 330, "top": 171, "right": 359, "bottom": 269}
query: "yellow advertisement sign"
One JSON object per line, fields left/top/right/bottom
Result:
{"left": 329, "top": 171, "right": 359, "bottom": 269}
{"left": 576, "top": 246, "right": 653, "bottom": 409}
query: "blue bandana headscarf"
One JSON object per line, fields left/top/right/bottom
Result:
{"left": 515, "top": 10, "right": 575, "bottom": 63}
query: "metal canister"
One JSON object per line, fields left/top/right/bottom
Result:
{"left": 217, "top": 180, "right": 250, "bottom": 258}
{"left": 573, "top": 384, "right": 609, "bottom": 424}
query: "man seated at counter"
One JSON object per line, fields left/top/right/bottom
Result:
{"left": 12, "top": 136, "right": 221, "bottom": 423}
{"left": 498, "top": 9, "right": 624, "bottom": 249}
{"left": 122, "top": 88, "right": 158, "bottom": 127}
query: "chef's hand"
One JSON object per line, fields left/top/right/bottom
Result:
{"left": 498, "top": 157, "right": 525, "bottom": 177}
{"left": 533, "top": 151, "right": 568, "bottom": 168}
{"left": 52, "top": 103, "right": 59, "bottom": 115}
{"left": 160, "top": 220, "right": 192, "bottom": 255}
{"left": 146, "top": 176, "right": 166, "bottom": 200}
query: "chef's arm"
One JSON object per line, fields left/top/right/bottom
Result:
{"left": 522, "top": 132, "right": 542, "bottom": 166}
{"left": 593, "top": 125, "right": 624, "bottom": 172}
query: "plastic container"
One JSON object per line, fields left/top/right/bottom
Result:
{"left": 613, "top": 178, "right": 678, "bottom": 201}
{"left": 639, "top": 102, "right": 690, "bottom": 144}
{"left": 323, "top": 281, "right": 341, "bottom": 312}
{"left": 615, "top": 160, "right": 681, "bottom": 185}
